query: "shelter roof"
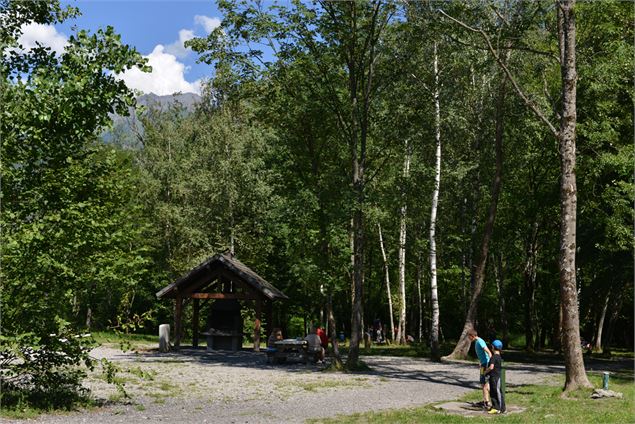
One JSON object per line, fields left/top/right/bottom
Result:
{"left": 156, "top": 253, "right": 288, "bottom": 301}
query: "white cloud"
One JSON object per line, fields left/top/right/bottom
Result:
{"left": 194, "top": 15, "right": 221, "bottom": 33}
{"left": 18, "top": 23, "right": 68, "bottom": 55}
{"left": 164, "top": 29, "right": 195, "bottom": 59}
{"left": 118, "top": 45, "right": 201, "bottom": 96}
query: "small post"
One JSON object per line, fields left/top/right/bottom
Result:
{"left": 501, "top": 359, "right": 506, "bottom": 396}
{"left": 159, "top": 324, "right": 171, "bottom": 352}
{"left": 602, "top": 372, "right": 609, "bottom": 390}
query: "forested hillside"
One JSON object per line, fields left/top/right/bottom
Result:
{"left": 1, "top": 0, "right": 632, "bottom": 409}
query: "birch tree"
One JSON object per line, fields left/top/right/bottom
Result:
{"left": 395, "top": 139, "right": 412, "bottom": 344}
{"left": 428, "top": 41, "right": 442, "bottom": 361}
{"left": 378, "top": 223, "right": 396, "bottom": 342}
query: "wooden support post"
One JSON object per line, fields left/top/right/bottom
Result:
{"left": 254, "top": 297, "right": 262, "bottom": 352}
{"left": 265, "top": 300, "right": 273, "bottom": 341}
{"left": 174, "top": 293, "right": 183, "bottom": 350}
{"left": 192, "top": 298, "right": 200, "bottom": 348}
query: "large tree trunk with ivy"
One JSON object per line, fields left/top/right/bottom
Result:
{"left": 523, "top": 221, "right": 539, "bottom": 351}
{"left": 557, "top": 0, "right": 593, "bottom": 391}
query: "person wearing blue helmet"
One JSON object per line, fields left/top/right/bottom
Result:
{"left": 485, "top": 339, "right": 506, "bottom": 414}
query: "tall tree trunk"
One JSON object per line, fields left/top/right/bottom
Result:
{"left": 85, "top": 306, "right": 92, "bottom": 330}
{"left": 493, "top": 253, "right": 509, "bottom": 345}
{"left": 347, "top": 52, "right": 365, "bottom": 367}
{"left": 443, "top": 67, "right": 507, "bottom": 360}
{"left": 523, "top": 221, "right": 539, "bottom": 351}
{"left": 592, "top": 290, "right": 610, "bottom": 353}
{"left": 557, "top": 0, "right": 592, "bottom": 391}
{"left": 327, "top": 291, "right": 343, "bottom": 368}
{"left": 416, "top": 251, "right": 424, "bottom": 342}
{"left": 603, "top": 286, "right": 625, "bottom": 355}
{"left": 378, "top": 223, "right": 396, "bottom": 342}
{"left": 429, "top": 41, "right": 442, "bottom": 361}
{"left": 396, "top": 139, "right": 412, "bottom": 345}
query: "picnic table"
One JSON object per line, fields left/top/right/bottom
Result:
{"left": 268, "top": 338, "right": 308, "bottom": 364}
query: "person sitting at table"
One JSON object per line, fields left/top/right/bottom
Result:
{"left": 268, "top": 328, "right": 283, "bottom": 349}
{"left": 304, "top": 327, "right": 325, "bottom": 363}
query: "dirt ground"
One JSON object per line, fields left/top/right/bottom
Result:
{"left": 3, "top": 345, "right": 630, "bottom": 423}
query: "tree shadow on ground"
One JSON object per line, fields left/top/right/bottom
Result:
{"left": 105, "top": 345, "right": 634, "bottom": 385}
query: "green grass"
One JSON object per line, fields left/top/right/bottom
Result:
{"left": 91, "top": 331, "right": 158, "bottom": 345}
{"left": 0, "top": 405, "right": 47, "bottom": 420}
{"left": 309, "top": 373, "right": 635, "bottom": 423}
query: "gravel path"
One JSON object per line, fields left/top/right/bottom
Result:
{"left": 0, "top": 346, "right": 577, "bottom": 423}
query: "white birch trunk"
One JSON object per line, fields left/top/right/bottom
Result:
{"left": 593, "top": 292, "right": 610, "bottom": 353}
{"left": 396, "top": 139, "right": 412, "bottom": 344}
{"left": 416, "top": 253, "right": 424, "bottom": 342}
{"left": 429, "top": 42, "right": 442, "bottom": 361}
{"left": 378, "top": 223, "right": 395, "bottom": 343}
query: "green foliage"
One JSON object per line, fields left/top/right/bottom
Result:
{"left": 1, "top": 1, "right": 633, "bottom": 417}
{"left": 1, "top": 0, "right": 153, "bottom": 412}
{"left": 0, "top": 320, "right": 95, "bottom": 410}
{"left": 1, "top": 0, "right": 152, "bottom": 335}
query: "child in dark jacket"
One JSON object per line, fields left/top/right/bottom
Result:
{"left": 485, "top": 339, "right": 506, "bottom": 414}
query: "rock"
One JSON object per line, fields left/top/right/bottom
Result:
{"left": 591, "top": 389, "right": 623, "bottom": 399}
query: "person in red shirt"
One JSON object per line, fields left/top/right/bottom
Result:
{"left": 316, "top": 326, "right": 328, "bottom": 349}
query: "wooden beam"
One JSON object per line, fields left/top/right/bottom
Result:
{"left": 254, "top": 297, "right": 262, "bottom": 352}
{"left": 174, "top": 292, "right": 183, "bottom": 350}
{"left": 265, "top": 300, "right": 273, "bottom": 340}
{"left": 189, "top": 293, "right": 257, "bottom": 300}
{"left": 192, "top": 298, "right": 200, "bottom": 348}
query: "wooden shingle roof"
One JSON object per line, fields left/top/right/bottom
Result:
{"left": 156, "top": 253, "right": 288, "bottom": 300}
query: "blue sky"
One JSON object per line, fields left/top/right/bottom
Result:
{"left": 32, "top": 0, "right": 228, "bottom": 95}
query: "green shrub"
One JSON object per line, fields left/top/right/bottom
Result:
{"left": 0, "top": 321, "right": 96, "bottom": 411}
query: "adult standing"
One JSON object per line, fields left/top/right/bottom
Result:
{"left": 317, "top": 326, "right": 328, "bottom": 350}
{"left": 467, "top": 329, "right": 493, "bottom": 409}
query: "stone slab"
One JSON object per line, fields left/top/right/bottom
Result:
{"left": 434, "top": 401, "right": 525, "bottom": 417}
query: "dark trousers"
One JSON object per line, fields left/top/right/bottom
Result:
{"left": 489, "top": 374, "right": 506, "bottom": 412}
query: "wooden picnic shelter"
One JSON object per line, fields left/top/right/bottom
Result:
{"left": 156, "top": 252, "right": 288, "bottom": 352}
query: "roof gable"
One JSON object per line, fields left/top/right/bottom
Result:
{"left": 156, "top": 253, "right": 288, "bottom": 301}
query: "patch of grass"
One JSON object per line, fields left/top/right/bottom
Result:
{"left": 147, "top": 392, "right": 168, "bottom": 404}
{"left": 126, "top": 366, "right": 156, "bottom": 381}
{"left": 0, "top": 389, "right": 96, "bottom": 419}
{"left": 309, "top": 373, "right": 635, "bottom": 423}
{"left": 0, "top": 405, "right": 45, "bottom": 420}
{"left": 135, "top": 404, "right": 146, "bottom": 411}
{"left": 107, "top": 392, "right": 127, "bottom": 403}
{"left": 297, "top": 379, "right": 367, "bottom": 392}
{"left": 338, "top": 341, "right": 457, "bottom": 359}
{"left": 92, "top": 331, "right": 157, "bottom": 345}
{"left": 600, "top": 348, "right": 635, "bottom": 359}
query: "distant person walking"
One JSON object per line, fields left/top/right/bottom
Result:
{"left": 467, "top": 329, "right": 493, "bottom": 410}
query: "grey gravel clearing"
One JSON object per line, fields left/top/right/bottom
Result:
{"left": 1, "top": 345, "right": 569, "bottom": 423}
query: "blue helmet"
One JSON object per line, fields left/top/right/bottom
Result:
{"left": 492, "top": 339, "right": 503, "bottom": 350}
